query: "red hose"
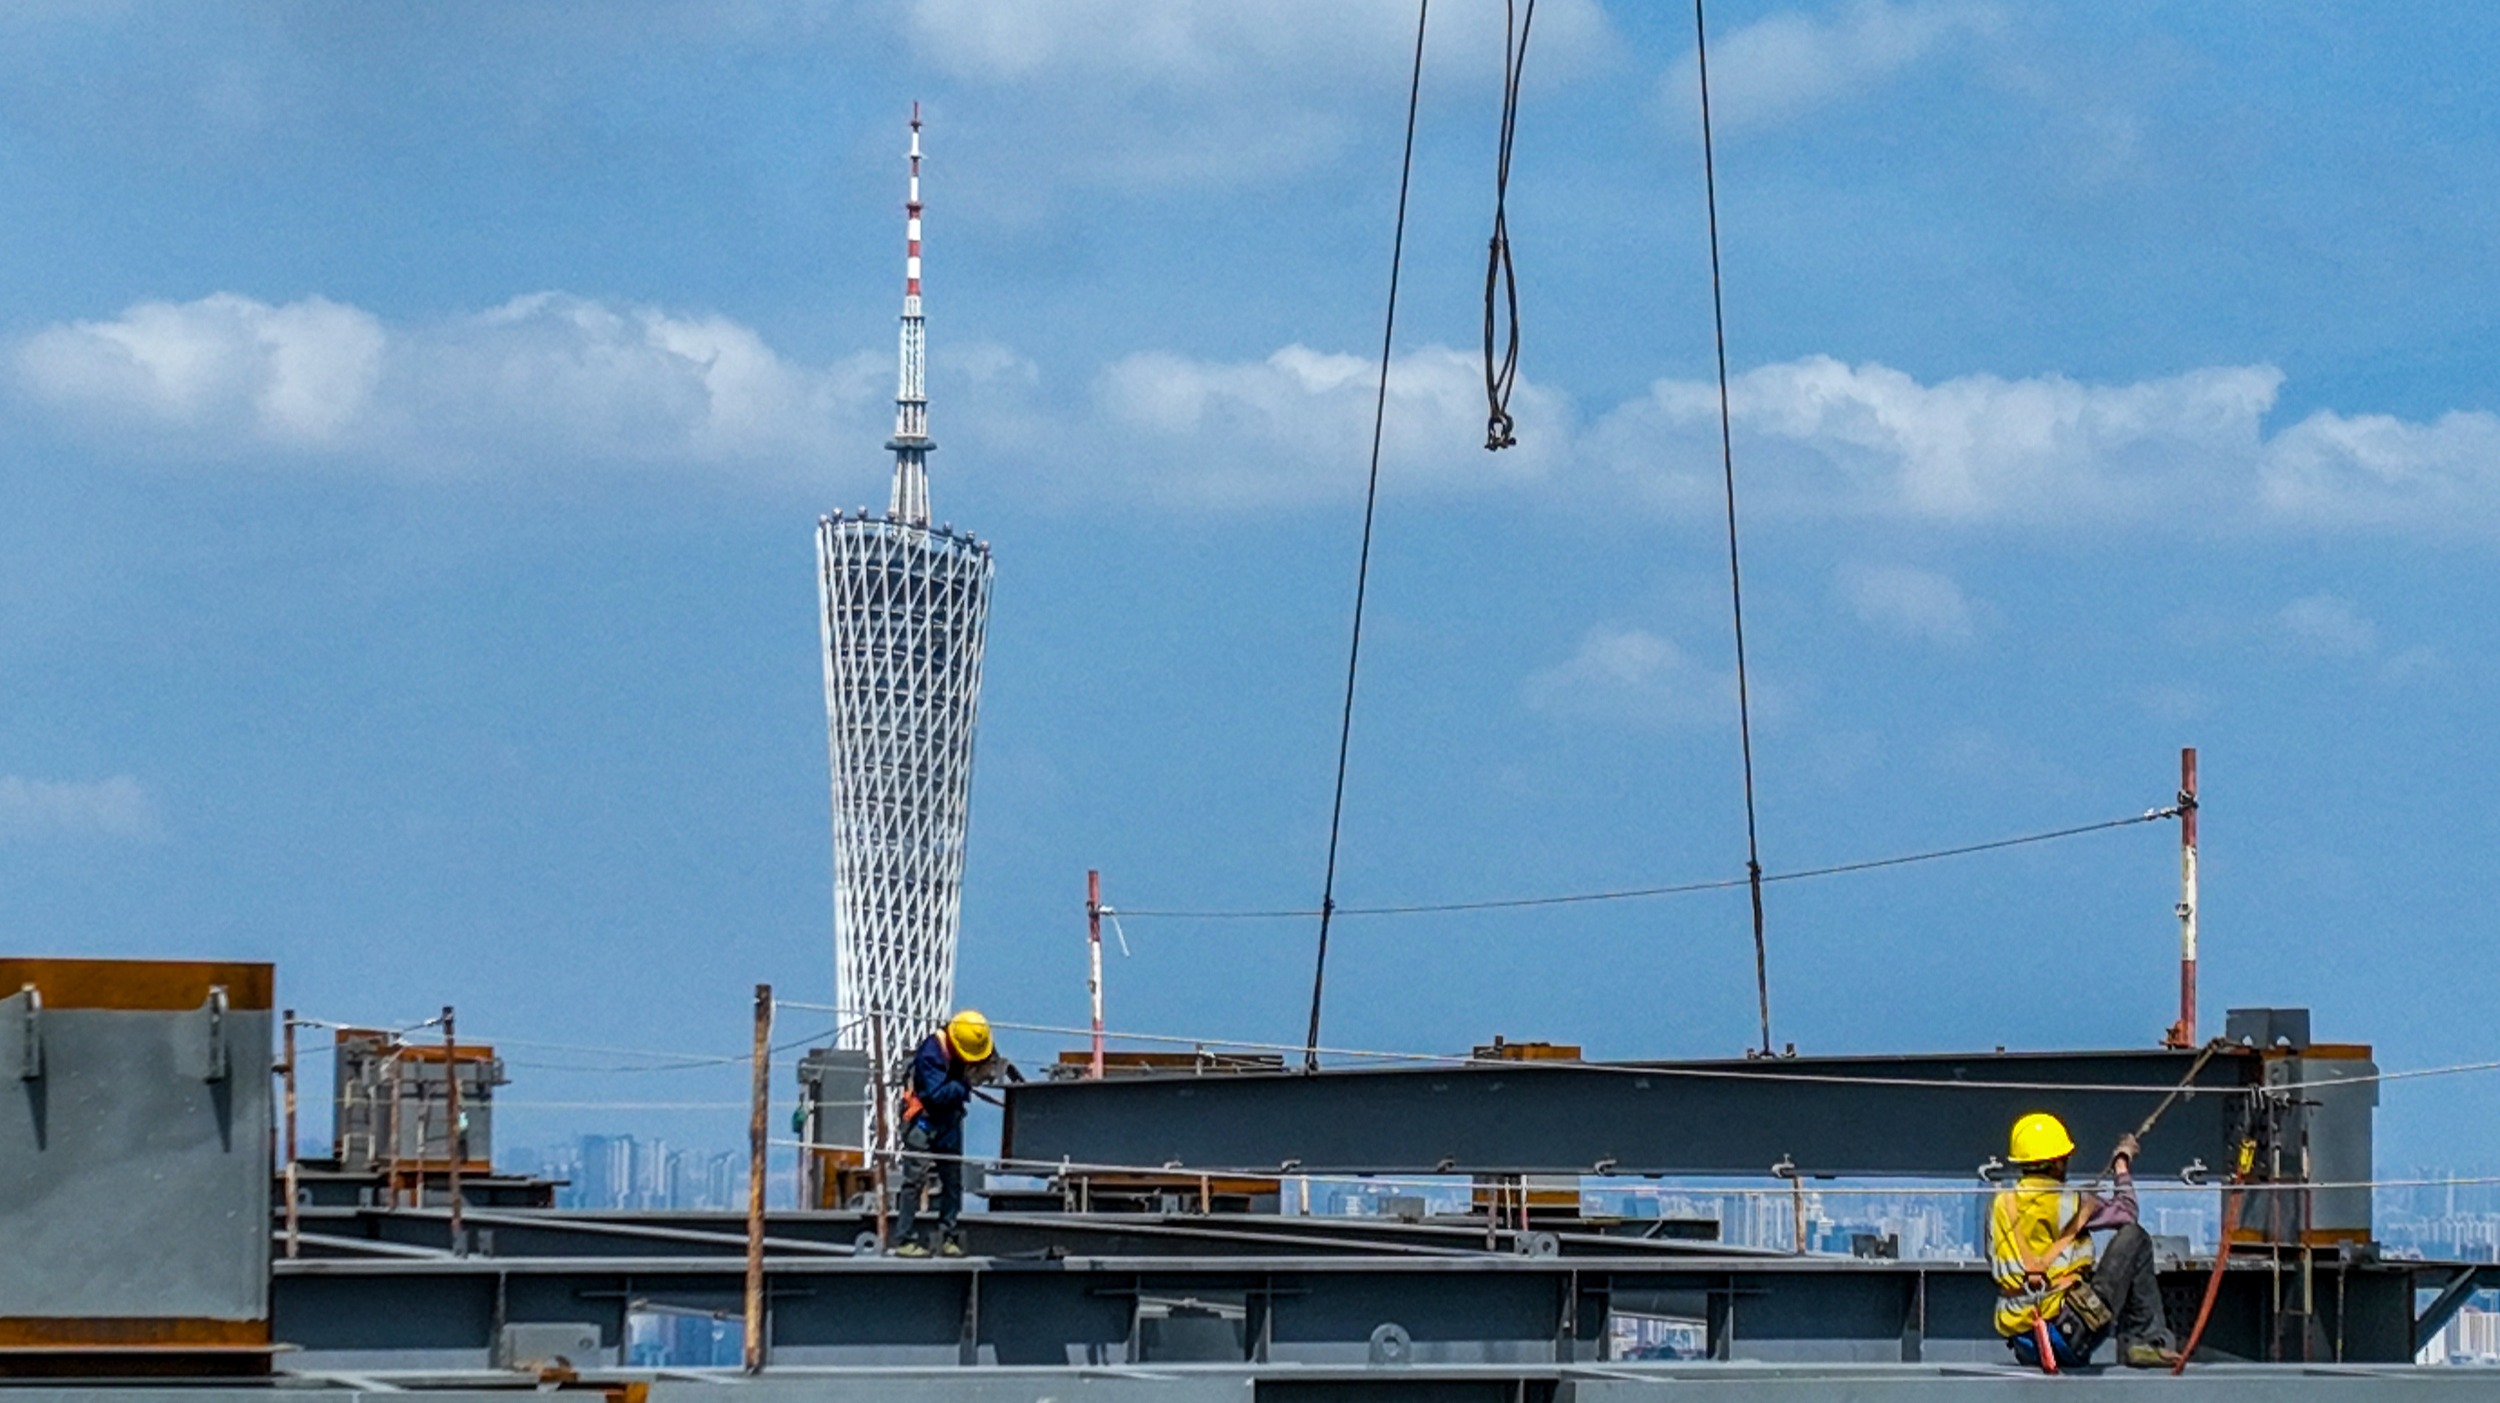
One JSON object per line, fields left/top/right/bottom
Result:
{"left": 2033, "top": 1315, "right": 2060, "bottom": 1374}
{"left": 2173, "top": 1187, "right": 2244, "bottom": 1375}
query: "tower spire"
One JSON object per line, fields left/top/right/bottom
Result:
{"left": 886, "top": 102, "right": 932, "bottom": 526}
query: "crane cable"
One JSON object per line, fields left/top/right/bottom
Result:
{"left": 1482, "top": 0, "right": 1537, "bottom": 450}
{"left": 1118, "top": 803, "right": 2181, "bottom": 920}
{"left": 1691, "top": 0, "right": 1774, "bottom": 1057}
{"left": 1306, "top": 0, "right": 1430, "bottom": 1074}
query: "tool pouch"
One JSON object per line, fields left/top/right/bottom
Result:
{"left": 2064, "top": 1279, "right": 2114, "bottom": 1334}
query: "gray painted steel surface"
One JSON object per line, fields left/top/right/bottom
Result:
{"left": 0, "top": 988, "right": 270, "bottom": 1324}
{"left": 0, "top": 1368, "right": 2487, "bottom": 1403}
{"left": 1000, "top": 1048, "right": 2259, "bottom": 1178}
{"left": 268, "top": 1246, "right": 2430, "bottom": 1371}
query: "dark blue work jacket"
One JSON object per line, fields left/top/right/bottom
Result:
{"left": 904, "top": 1030, "right": 973, "bottom": 1151}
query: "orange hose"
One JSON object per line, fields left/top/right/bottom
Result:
{"left": 2173, "top": 1188, "right": 2244, "bottom": 1375}
{"left": 2033, "top": 1315, "right": 2060, "bottom": 1374}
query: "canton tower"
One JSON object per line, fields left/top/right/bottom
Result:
{"left": 817, "top": 105, "right": 995, "bottom": 1063}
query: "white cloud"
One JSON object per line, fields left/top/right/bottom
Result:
{"left": 14, "top": 292, "right": 884, "bottom": 479}
{"left": 1584, "top": 356, "right": 2500, "bottom": 536}
{"left": 906, "top": 0, "right": 1611, "bottom": 94}
{"left": 2262, "top": 596, "right": 2437, "bottom": 682}
{"left": 1100, "top": 345, "right": 2500, "bottom": 535}
{"left": 2274, "top": 594, "right": 2377, "bottom": 660}
{"left": 1590, "top": 355, "right": 2287, "bottom": 524}
{"left": 1523, "top": 625, "right": 1738, "bottom": 730}
{"left": 19, "top": 293, "right": 383, "bottom": 447}
{"left": 1092, "top": 343, "right": 1571, "bottom": 508}
{"left": 1668, "top": 0, "right": 2004, "bottom": 131}
{"left": 2260, "top": 409, "right": 2500, "bottom": 531}
{"left": 1840, "top": 563, "right": 1976, "bottom": 644}
{"left": 0, "top": 775, "right": 156, "bottom": 842}
{"left": 21, "top": 294, "right": 2500, "bottom": 537}
{"left": 899, "top": 0, "right": 1615, "bottom": 191}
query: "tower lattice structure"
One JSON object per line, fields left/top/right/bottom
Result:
{"left": 817, "top": 104, "right": 994, "bottom": 1088}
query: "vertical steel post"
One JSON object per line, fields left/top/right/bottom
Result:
{"left": 281, "top": 1011, "right": 300, "bottom": 1259}
{"left": 1087, "top": 870, "right": 1105, "bottom": 1079}
{"left": 442, "top": 1007, "right": 464, "bottom": 1255}
{"left": 387, "top": 1043, "right": 407, "bottom": 1206}
{"left": 869, "top": 1012, "right": 892, "bottom": 1252}
{"left": 745, "top": 984, "right": 772, "bottom": 1373}
{"left": 2168, "top": 747, "right": 2200, "bottom": 1049}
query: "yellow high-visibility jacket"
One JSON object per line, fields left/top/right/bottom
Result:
{"left": 1987, "top": 1177, "right": 2095, "bottom": 1337}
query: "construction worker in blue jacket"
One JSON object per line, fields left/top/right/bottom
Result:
{"left": 891, "top": 1009, "right": 992, "bottom": 1257}
{"left": 1987, "top": 1111, "right": 2181, "bottom": 1370}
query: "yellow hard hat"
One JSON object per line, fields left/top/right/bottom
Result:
{"left": 2009, "top": 1111, "right": 2075, "bottom": 1164}
{"left": 946, "top": 1009, "right": 993, "bottom": 1063}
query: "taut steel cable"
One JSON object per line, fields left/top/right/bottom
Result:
{"left": 1306, "top": 0, "right": 1431, "bottom": 1074}
{"left": 1690, "top": 0, "right": 1774, "bottom": 1056}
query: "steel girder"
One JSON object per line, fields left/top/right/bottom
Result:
{"left": 269, "top": 1247, "right": 2417, "bottom": 1371}
{"left": 999, "top": 1049, "right": 2262, "bottom": 1179}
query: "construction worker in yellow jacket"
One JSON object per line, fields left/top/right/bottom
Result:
{"left": 1987, "top": 1112, "right": 2181, "bottom": 1370}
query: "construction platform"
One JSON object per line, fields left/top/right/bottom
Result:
{"left": 255, "top": 1206, "right": 2493, "bottom": 1385}
{"left": 4, "top": 960, "right": 2492, "bottom": 1398}
{"left": 10, "top": 1361, "right": 2489, "bottom": 1403}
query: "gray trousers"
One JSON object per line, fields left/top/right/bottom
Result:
{"left": 892, "top": 1123, "right": 962, "bottom": 1246}
{"left": 2090, "top": 1222, "right": 2177, "bottom": 1349}
{"left": 2010, "top": 1223, "right": 2176, "bottom": 1368}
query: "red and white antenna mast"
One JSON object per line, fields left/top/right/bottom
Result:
{"left": 885, "top": 102, "right": 932, "bottom": 526}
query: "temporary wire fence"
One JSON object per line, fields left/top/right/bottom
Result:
{"left": 291, "top": 1015, "right": 844, "bottom": 1078}
{"left": 769, "top": 1132, "right": 2500, "bottom": 1205}
{"left": 495, "top": 1101, "right": 749, "bottom": 1112}
{"left": 305, "top": 1000, "right": 2500, "bottom": 1104}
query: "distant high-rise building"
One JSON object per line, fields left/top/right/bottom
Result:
{"left": 817, "top": 105, "right": 995, "bottom": 1105}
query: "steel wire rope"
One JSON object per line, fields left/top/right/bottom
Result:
{"left": 1305, "top": 0, "right": 1431, "bottom": 1075}
{"left": 1108, "top": 803, "right": 2183, "bottom": 921}
{"left": 984, "top": 1014, "right": 2500, "bottom": 1094}
{"left": 495, "top": 1101, "right": 749, "bottom": 1111}
{"left": 324, "top": 1002, "right": 2500, "bottom": 1098}
{"left": 1689, "top": 0, "right": 1774, "bottom": 1057}
{"left": 771, "top": 1131, "right": 2500, "bottom": 1203}
{"left": 342, "top": 1024, "right": 842, "bottom": 1075}
{"left": 965, "top": 1013, "right": 2269, "bottom": 1093}
{"left": 1481, "top": 0, "right": 1536, "bottom": 450}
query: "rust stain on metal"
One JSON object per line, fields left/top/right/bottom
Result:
{"left": 0, "top": 1318, "right": 270, "bottom": 1347}
{"left": 0, "top": 960, "right": 272, "bottom": 1012}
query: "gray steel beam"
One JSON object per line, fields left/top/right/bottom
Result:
{"left": 270, "top": 1248, "right": 2419, "bottom": 1370}
{"left": 1000, "top": 1049, "right": 2259, "bottom": 1179}
{"left": 2412, "top": 1263, "right": 2500, "bottom": 1351}
{"left": 0, "top": 1366, "right": 2484, "bottom": 1403}
{"left": 289, "top": 1206, "right": 1753, "bottom": 1263}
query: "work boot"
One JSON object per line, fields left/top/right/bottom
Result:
{"left": 891, "top": 1239, "right": 932, "bottom": 1259}
{"left": 938, "top": 1237, "right": 966, "bottom": 1258}
{"left": 2122, "top": 1341, "right": 2182, "bottom": 1369}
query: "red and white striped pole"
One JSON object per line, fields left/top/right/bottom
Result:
{"left": 905, "top": 101, "right": 923, "bottom": 300}
{"left": 1087, "top": 870, "right": 1106, "bottom": 1079}
{"left": 2168, "top": 747, "right": 2199, "bottom": 1049}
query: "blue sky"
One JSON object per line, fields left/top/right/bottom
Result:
{"left": 4, "top": 1, "right": 2497, "bottom": 1168}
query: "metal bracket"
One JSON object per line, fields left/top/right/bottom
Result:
{"left": 192, "top": 985, "right": 231, "bottom": 1083}
{"left": 2415, "top": 1264, "right": 2492, "bottom": 1348}
{"left": 4, "top": 985, "right": 40, "bottom": 1081}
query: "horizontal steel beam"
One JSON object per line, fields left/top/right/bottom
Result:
{"left": 286, "top": 1206, "right": 1751, "bottom": 1264}
{"left": 1001, "top": 1049, "right": 2259, "bottom": 1179}
{"left": 269, "top": 1242, "right": 2413, "bottom": 1369}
